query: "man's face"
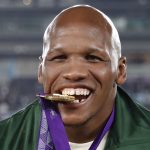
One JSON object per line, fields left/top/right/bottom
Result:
{"left": 39, "top": 23, "right": 119, "bottom": 127}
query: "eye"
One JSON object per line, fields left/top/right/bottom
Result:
{"left": 47, "top": 55, "right": 67, "bottom": 62}
{"left": 85, "top": 54, "right": 103, "bottom": 63}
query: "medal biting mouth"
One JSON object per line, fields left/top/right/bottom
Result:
{"left": 61, "top": 88, "right": 91, "bottom": 103}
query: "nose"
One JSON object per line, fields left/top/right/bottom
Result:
{"left": 62, "top": 63, "right": 88, "bottom": 81}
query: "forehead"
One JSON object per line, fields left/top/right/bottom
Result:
{"left": 54, "top": 22, "right": 108, "bottom": 38}
{"left": 43, "top": 23, "right": 112, "bottom": 57}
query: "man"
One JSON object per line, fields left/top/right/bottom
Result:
{"left": 0, "top": 5, "right": 150, "bottom": 150}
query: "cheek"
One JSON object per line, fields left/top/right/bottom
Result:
{"left": 90, "top": 63, "right": 116, "bottom": 86}
{"left": 42, "top": 64, "right": 61, "bottom": 93}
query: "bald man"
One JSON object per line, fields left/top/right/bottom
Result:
{"left": 0, "top": 5, "right": 150, "bottom": 150}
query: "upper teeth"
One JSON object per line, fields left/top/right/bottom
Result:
{"left": 62, "top": 88, "right": 90, "bottom": 96}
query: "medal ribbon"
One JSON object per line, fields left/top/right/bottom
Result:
{"left": 41, "top": 99, "right": 70, "bottom": 150}
{"left": 89, "top": 107, "right": 115, "bottom": 150}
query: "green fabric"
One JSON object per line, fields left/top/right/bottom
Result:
{"left": 0, "top": 87, "right": 150, "bottom": 150}
{"left": 105, "top": 87, "right": 150, "bottom": 150}
{"left": 0, "top": 100, "right": 41, "bottom": 150}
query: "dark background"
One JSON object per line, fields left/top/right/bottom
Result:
{"left": 0, "top": 0, "right": 150, "bottom": 120}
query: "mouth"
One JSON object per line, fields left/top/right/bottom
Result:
{"left": 60, "top": 88, "right": 91, "bottom": 104}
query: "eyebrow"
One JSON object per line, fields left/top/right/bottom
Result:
{"left": 86, "top": 47, "right": 110, "bottom": 56}
{"left": 48, "top": 47, "right": 65, "bottom": 54}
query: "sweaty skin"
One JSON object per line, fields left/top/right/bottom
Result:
{"left": 38, "top": 5, "right": 127, "bottom": 143}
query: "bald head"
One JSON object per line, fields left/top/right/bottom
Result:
{"left": 42, "top": 5, "right": 121, "bottom": 59}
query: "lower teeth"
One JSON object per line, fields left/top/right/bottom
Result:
{"left": 72, "top": 99, "right": 86, "bottom": 103}
{"left": 81, "top": 99, "right": 86, "bottom": 102}
{"left": 73, "top": 100, "right": 80, "bottom": 103}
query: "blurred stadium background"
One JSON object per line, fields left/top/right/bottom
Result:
{"left": 0, "top": 0, "right": 150, "bottom": 120}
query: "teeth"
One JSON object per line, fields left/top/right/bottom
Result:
{"left": 72, "top": 99, "right": 86, "bottom": 104}
{"left": 81, "top": 99, "right": 86, "bottom": 102}
{"left": 72, "top": 100, "right": 80, "bottom": 103}
{"left": 76, "top": 89, "right": 81, "bottom": 95}
{"left": 62, "top": 88, "right": 75, "bottom": 95}
{"left": 62, "top": 88, "right": 90, "bottom": 96}
{"left": 70, "top": 89, "right": 75, "bottom": 95}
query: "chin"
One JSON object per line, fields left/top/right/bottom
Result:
{"left": 64, "top": 120, "right": 87, "bottom": 127}
{"left": 61, "top": 114, "right": 91, "bottom": 127}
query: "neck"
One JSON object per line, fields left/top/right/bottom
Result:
{"left": 65, "top": 123, "right": 103, "bottom": 143}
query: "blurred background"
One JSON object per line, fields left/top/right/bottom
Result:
{"left": 0, "top": 0, "right": 150, "bottom": 120}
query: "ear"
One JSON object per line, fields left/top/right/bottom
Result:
{"left": 38, "top": 62, "right": 43, "bottom": 84}
{"left": 116, "top": 56, "right": 127, "bottom": 85}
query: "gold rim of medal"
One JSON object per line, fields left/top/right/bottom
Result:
{"left": 37, "top": 93, "right": 75, "bottom": 102}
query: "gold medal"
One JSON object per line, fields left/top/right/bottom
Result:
{"left": 36, "top": 93, "right": 75, "bottom": 102}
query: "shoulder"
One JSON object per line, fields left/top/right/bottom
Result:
{"left": 117, "top": 86, "right": 150, "bottom": 121}
{"left": 0, "top": 99, "right": 41, "bottom": 125}
{"left": 0, "top": 99, "right": 42, "bottom": 150}
{"left": 105, "top": 87, "right": 150, "bottom": 150}
{"left": 116, "top": 86, "right": 150, "bottom": 129}
{"left": 0, "top": 99, "right": 42, "bottom": 136}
